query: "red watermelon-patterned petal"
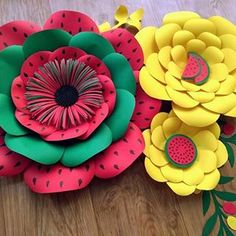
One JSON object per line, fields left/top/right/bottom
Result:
{"left": 20, "top": 51, "right": 51, "bottom": 85}
{"left": 0, "top": 21, "right": 41, "bottom": 50}
{"left": 78, "top": 54, "right": 111, "bottom": 77}
{"left": 23, "top": 160, "right": 95, "bottom": 193}
{"left": 49, "top": 46, "right": 86, "bottom": 62}
{"left": 0, "top": 129, "right": 31, "bottom": 176}
{"left": 102, "top": 28, "right": 144, "bottom": 71}
{"left": 43, "top": 10, "right": 99, "bottom": 35}
{"left": 11, "top": 76, "right": 30, "bottom": 114}
{"left": 94, "top": 122, "right": 144, "bottom": 178}
{"left": 223, "top": 202, "right": 236, "bottom": 215}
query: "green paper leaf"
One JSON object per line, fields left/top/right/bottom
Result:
{"left": 224, "top": 142, "right": 235, "bottom": 167}
{"left": 23, "top": 29, "right": 71, "bottom": 58}
{"left": 104, "top": 89, "right": 135, "bottom": 142}
{"left": 61, "top": 124, "right": 112, "bottom": 167}
{"left": 224, "top": 226, "right": 234, "bottom": 236}
{"left": 103, "top": 53, "right": 136, "bottom": 95}
{"left": 217, "top": 224, "right": 223, "bottom": 236}
{"left": 5, "top": 134, "right": 65, "bottom": 165}
{"left": 0, "top": 94, "right": 28, "bottom": 136}
{"left": 202, "top": 213, "right": 217, "bottom": 236}
{"left": 214, "top": 191, "right": 236, "bottom": 201}
{"left": 0, "top": 46, "right": 24, "bottom": 95}
{"left": 218, "top": 176, "right": 234, "bottom": 184}
{"left": 69, "top": 32, "right": 115, "bottom": 59}
{"left": 202, "top": 191, "right": 211, "bottom": 216}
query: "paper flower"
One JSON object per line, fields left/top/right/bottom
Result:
{"left": 137, "top": 11, "right": 236, "bottom": 127}
{"left": 0, "top": 10, "right": 161, "bottom": 193}
{"left": 143, "top": 111, "right": 228, "bottom": 196}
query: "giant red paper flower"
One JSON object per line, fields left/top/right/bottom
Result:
{"left": 0, "top": 10, "right": 161, "bottom": 193}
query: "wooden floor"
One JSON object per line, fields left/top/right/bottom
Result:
{"left": 0, "top": 0, "right": 236, "bottom": 235}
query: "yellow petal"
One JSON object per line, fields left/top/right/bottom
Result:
{"left": 222, "top": 48, "right": 236, "bottom": 72}
{"left": 167, "top": 182, "right": 196, "bottom": 196}
{"left": 181, "top": 80, "right": 201, "bottom": 92}
{"left": 146, "top": 53, "right": 166, "bottom": 83}
{"left": 198, "top": 32, "right": 221, "bottom": 48}
{"left": 125, "top": 18, "right": 142, "bottom": 32}
{"left": 145, "top": 158, "right": 167, "bottom": 182}
{"left": 173, "top": 104, "right": 220, "bottom": 127}
{"left": 209, "top": 16, "right": 236, "bottom": 36}
{"left": 183, "top": 19, "right": 216, "bottom": 36}
{"left": 172, "top": 30, "right": 195, "bottom": 46}
{"left": 150, "top": 112, "right": 168, "bottom": 132}
{"left": 207, "top": 123, "right": 221, "bottom": 139}
{"left": 216, "top": 75, "right": 236, "bottom": 95}
{"left": 197, "top": 169, "right": 220, "bottom": 190}
{"left": 140, "top": 67, "right": 171, "bottom": 100}
{"left": 227, "top": 216, "right": 236, "bottom": 231}
{"left": 162, "top": 116, "right": 182, "bottom": 138}
{"left": 166, "top": 86, "right": 199, "bottom": 108}
{"left": 193, "top": 130, "right": 218, "bottom": 151}
{"left": 171, "top": 45, "right": 187, "bottom": 63}
{"left": 114, "top": 5, "right": 128, "bottom": 21}
{"left": 136, "top": 27, "right": 158, "bottom": 63}
{"left": 130, "top": 8, "right": 144, "bottom": 21}
{"left": 215, "top": 141, "right": 228, "bottom": 168}
{"left": 220, "top": 34, "right": 236, "bottom": 51}
{"left": 178, "top": 123, "right": 201, "bottom": 137}
{"left": 151, "top": 126, "right": 166, "bottom": 150}
{"left": 158, "top": 46, "right": 171, "bottom": 69}
{"left": 197, "top": 149, "right": 217, "bottom": 173}
{"left": 225, "top": 106, "right": 236, "bottom": 117}
{"left": 168, "top": 110, "right": 176, "bottom": 118}
{"left": 201, "top": 46, "right": 224, "bottom": 64}
{"left": 155, "top": 23, "right": 181, "bottom": 49}
{"left": 188, "top": 91, "right": 215, "bottom": 103}
{"left": 209, "top": 63, "right": 228, "bottom": 82}
{"left": 183, "top": 165, "right": 204, "bottom": 185}
{"left": 149, "top": 145, "right": 169, "bottom": 167}
{"left": 200, "top": 80, "right": 220, "bottom": 92}
{"left": 165, "top": 72, "right": 186, "bottom": 91}
{"left": 168, "top": 61, "right": 183, "bottom": 79}
{"left": 142, "top": 129, "right": 151, "bottom": 156}
{"left": 186, "top": 39, "right": 206, "bottom": 54}
{"left": 98, "top": 22, "right": 111, "bottom": 32}
{"left": 161, "top": 164, "right": 184, "bottom": 183}
{"left": 163, "top": 11, "right": 200, "bottom": 27}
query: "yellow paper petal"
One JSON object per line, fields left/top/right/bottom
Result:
{"left": 143, "top": 129, "right": 151, "bottom": 156}
{"left": 183, "top": 19, "right": 216, "bottom": 36}
{"left": 130, "top": 8, "right": 144, "bottom": 21}
{"left": 167, "top": 182, "right": 196, "bottom": 196}
{"left": 222, "top": 48, "right": 236, "bottom": 72}
{"left": 173, "top": 104, "right": 220, "bottom": 127}
{"left": 168, "top": 110, "right": 176, "bottom": 118}
{"left": 165, "top": 72, "right": 186, "bottom": 91}
{"left": 197, "top": 169, "right": 220, "bottom": 190}
{"left": 200, "top": 80, "right": 220, "bottom": 92}
{"left": 171, "top": 45, "right": 187, "bottom": 63}
{"left": 151, "top": 126, "right": 166, "bottom": 150}
{"left": 197, "top": 149, "right": 217, "bottom": 173}
{"left": 183, "top": 165, "right": 204, "bottom": 185}
{"left": 98, "top": 22, "right": 111, "bottom": 32}
{"left": 140, "top": 67, "right": 171, "bottom": 100}
{"left": 145, "top": 158, "right": 167, "bottom": 182}
{"left": 198, "top": 32, "right": 221, "bottom": 48}
{"left": 227, "top": 216, "right": 236, "bottom": 231}
{"left": 163, "top": 11, "right": 200, "bottom": 27}
{"left": 209, "top": 63, "right": 228, "bottom": 82}
{"left": 172, "top": 30, "right": 195, "bottom": 46}
{"left": 115, "top": 5, "right": 128, "bottom": 21}
{"left": 162, "top": 116, "right": 182, "bottom": 138}
{"left": 125, "top": 18, "right": 142, "bottom": 32}
{"left": 136, "top": 27, "right": 158, "bottom": 63}
{"left": 207, "top": 123, "right": 221, "bottom": 139}
{"left": 215, "top": 141, "right": 228, "bottom": 168}
{"left": 150, "top": 112, "right": 168, "bottom": 132}
{"left": 149, "top": 145, "right": 169, "bottom": 167}
{"left": 186, "top": 39, "right": 206, "bottom": 54}
{"left": 188, "top": 91, "right": 215, "bottom": 103}
{"left": 216, "top": 75, "right": 236, "bottom": 95}
{"left": 201, "top": 46, "right": 224, "bottom": 64}
{"left": 161, "top": 164, "right": 184, "bottom": 183}
{"left": 181, "top": 80, "right": 201, "bottom": 92}
{"left": 168, "top": 61, "right": 183, "bottom": 79}
{"left": 225, "top": 106, "right": 236, "bottom": 117}
{"left": 220, "top": 34, "right": 236, "bottom": 51}
{"left": 178, "top": 123, "right": 201, "bottom": 137}
{"left": 146, "top": 53, "right": 166, "bottom": 83}
{"left": 193, "top": 130, "right": 218, "bottom": 151}
{"left": 158, "top": 46, "right": 171, "bottom": 69}
{"left": 155, "top": 23, "right": 181, "bottom": 49}
{"left": 166, "top": 86, "right": 199, "bottom": 108}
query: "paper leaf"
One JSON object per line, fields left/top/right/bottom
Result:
{"left": 217, "top": 224, "right": 223, "bottom": 236}
{"left": 202, "top": 191, "right": 211, "bottom": 215}
{"left": 202, "top": 213, "right": 217, "bottom": 236}
{"left": 224, "top": 224, "right": 235, "bottom": 236}
{"left": 215, "top": 191, "right": 236, "bottom": 201}
{"left": 218, "top": 176, "right": 234, "bottom": 184}
{"left": 224, "top": 142, "right": 235, "bottom": 167}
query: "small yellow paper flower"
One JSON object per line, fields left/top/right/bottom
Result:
{"left": 137, "top": 12, "right": 236, "bottom": 127}
{"left": 143, "top": 111, "right": 228, "bottom": 196}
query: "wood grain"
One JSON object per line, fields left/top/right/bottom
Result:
{"left": 0, "top": 0, "right": 236, "bottom": 235}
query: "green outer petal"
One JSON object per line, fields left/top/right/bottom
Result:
{"left": 103, "top": 53, "right": 136, "bottom": 95}
{"left": 0, "top": 94, "right": 28, "bottom": 136}
{"left": 61, "top": 123, "right": 112, "bottom": 167}
{"left": 5, "top": 134, "right": 65, "bottom": 165}
{"left": 23, "top": 29, "right": 72, "bottom": 58}
{"left": 69, "top": 32, "right": 115, "bottom": 59}
{"left": 0, "top": 46, "right": 24, "bottom": 95}
{"left": 104, "top": 89, "right": 135, "bottom": 142}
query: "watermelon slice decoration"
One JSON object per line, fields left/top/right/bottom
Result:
{"left": 164, "top": 134, "right": 197, "bottom": 168}
{"left": 182, "top": 52, "right": 210, "bottom": 85}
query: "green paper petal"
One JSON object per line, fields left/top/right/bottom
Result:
{"left": 5, "top": 134, "right": 65, "bottom": 165}
{"left": 61, "top": 123, "right": 112, "bottom": 167}
{"left": 0, "top": 46, "right": 24, "bottom": 95}
{"left": 104, "top": 89, "right": 135, "bottom": 142}
{"left": 69, "top": 32, "right": 115, "bottom": 59}
{"left": 103, "top": 53, "right": 136, "bottom": 95}
{"left": 23, "top": 29, "right": 72, "bottom": 58}
{"left": 0, "top": 94, "right": 28, "bottom": 136}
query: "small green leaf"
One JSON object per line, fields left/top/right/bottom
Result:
{"left": 224, "top": 226, "right": 234, "bottom": 236}
{"left": 217, "top": 224, "right": 223, "bottom": 236}
{"left": 202, "top": 213, "right": 217, "bottom": 236}
{"left": 218, "top": 176, "right": 234, "bottom": 184}
{"left": 202, "top": 191, "right": 211, "bottom": 215}
{"left": 224, "top": 142, "right": 235, "bottom": 167}
{"left": 215, "top": 191, "right": 236, "bottom": 201}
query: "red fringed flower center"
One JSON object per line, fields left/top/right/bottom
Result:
{"left": 25, "top": 59, "right": 104, "bottom": 130}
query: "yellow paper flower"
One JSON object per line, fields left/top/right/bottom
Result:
{"left": 143, "top": 111, "right": 228, "bottom": 196}
{"left": 137, "top": 12, "right": 236, "bottom": 127}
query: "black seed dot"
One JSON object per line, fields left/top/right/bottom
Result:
{"left": 139, "top": 101, "right": 144, "bottom": 104}
{"left": 59, "top": 181, "right": 63, "bottom": 187}
{"left": 136, "top": 112, "right": 141, "bottom": 115}
{"left": 69, "top": 30, "right": 72, "bottom": 34}
{"left": 14, "top": 161, "right": 21, "bottom": 167}
{"left": 116, "top": 42, "right": 121, "bottom": 47}
{"left": 0, "top": 165, "right": 4, "bottom": 171}
{"left": 85, "top": 164, "right": 90, "bottom": 171}
{"left": 50, "top": 18, "right": 53, "bottom": 24}
{"left": 130, "top": 150, "right": 135, "bottom": 155}
{"left": 5, "top": 151, "right": 13, "bottom": 156}
{"left": 46, "top": 181, "right": 50, "bottom": 187}
{"left": 29, "top": 62, "right": 33, "bottom": 67}
{"left": 91, "top": 27, "right": 94, "bottom": 31}
{"left": 0, "top": 32, "right": 2, "bottom": 35}
{"left": 61, "top": 22, "right": 64, "bottom": 28}
{"left": 132, "top": 48, "right": 137, "bottom": 53}
{"left": 123, "top": 137, "right": 128, "bottom": 143}
{"left": 37, "top": 165, "right": 42, "bottom": 170}
{"left": 149, "top": 106, "right": 155, "bottom": 110}
{"left": 114, "top": 164, "right": 119, "bottom": 170}
{"left": 46, "top": 167, "right": 51, "bottom": 173}
{"left": 128, "top": 39, "right": 132, "bottom": 43}
{"left": 3, "top": 42, "right": 8, "bottom": 47}
{"left": 78, "top": 178, "right": 82, "bottom": 186}
{"left": 137, "top": 138, "right": 142, "bottom": 144}
{"left": 62, "top": 49, "right": 65, "bottom": 54}
{"left": 118, "top": 32, "right": 123, "bottom": 37}
{"left": 12, "top": 27, "right": 17, "bottom": 32}
{"left": 137, "top": 58, "right": 141, "bottom": 63}
{"left": 24, "top": 33, "right": 28, "bottom": 38}
{"left": 127, "top": 58, "right": 131, "bottom": 62}
{"left": 100, "top": 164, "right": 105, "bottom": 169}
{"left": 32, "top": 177, "right": 37, "bottom": 185}
{"left": 87, "top": 57, "right": 91, "bottom": 61}
{"left": 78, "top": 18, "right": 81, "bottom": 22}
{"left": 97, "top": 63, "right": 101, "bottom": 67}
{"left": 73, "top": 52, "right": 77, "bottom": 58}
{"left": 24, "top": 73, "right": 28, "bottom": 77}
{"left": 79, "top": 27, "right": 82, "bottom": 32}
{"left": 114, "top": 151, "right": 119, "bottom": 156}
{"left": 62, "top": 13, "right": 66, "bottom": 18}
{"left": 58, "top": 169, "right": 62, "bottom": 175}
{"left": 40, "top": 56, "right": 44, "bottom": 61}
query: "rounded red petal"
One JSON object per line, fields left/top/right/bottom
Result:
{"left": 223, "top": 202, "right": 236, "bottom": 215}
{"left": 222, "top": 123, "right": 235, "bottom": 136}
